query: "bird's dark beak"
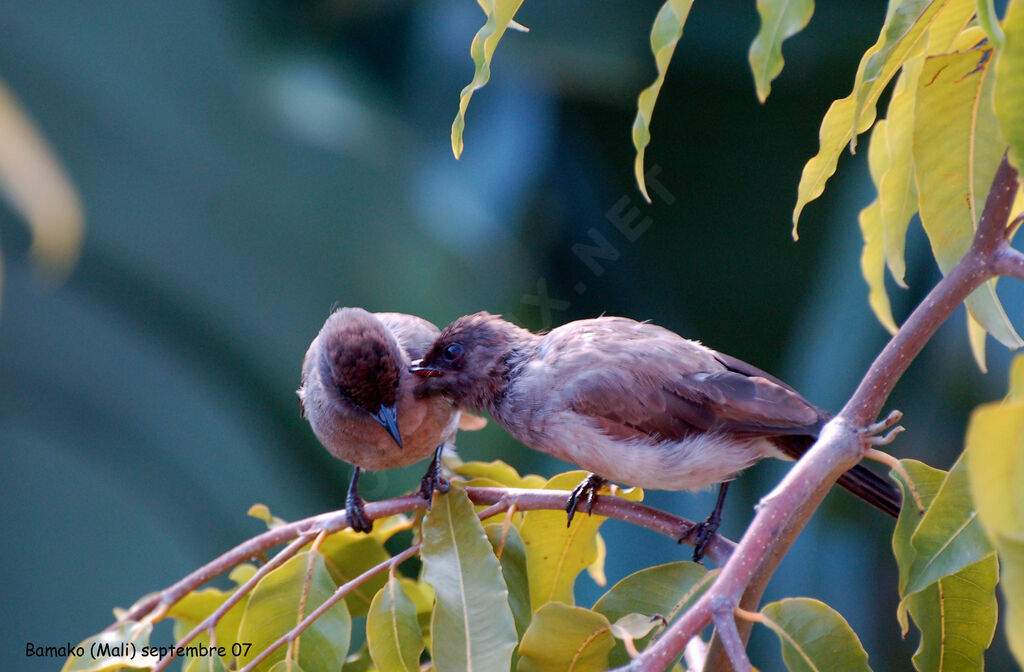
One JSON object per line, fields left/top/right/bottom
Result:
{"left": 409, "top": 359, "right": 441, "bottom": 377}
{"left": 369, "top": 404, "right": 403, "bottom": 449}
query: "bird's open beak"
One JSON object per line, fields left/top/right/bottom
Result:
{"left": 369, "top": 404, "right": 403, "bottom": 449}
{"left": 409, "top": 359, "right": 441, "bottom": 377}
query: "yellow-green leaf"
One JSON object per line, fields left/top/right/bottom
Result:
{"left": 517, "top": 602, "right": 614, "bottom": 672}
{"left": 60, "top": 622, "right": 156, "bottom": 672}
{"left": 366, "top": 575, "right": 422, "bottom": 672}
{"left": 167, "top": 578, "right": 251, "bottom": 669}
{"left": 455, "top": 459, "right": 547, "bottom": 489}
{"left": 793, "top": 0, "right": 975, "bottom": 233}
{"left": 486, "top": 522, "right": 532, "bottom": 638}
{"left": 902, "top": 454, "right": 994, "bottom": 596}
{"left": 236, "top": 551, "right": 351, "bottom": 672}
{"left": 996, "top": 0, "right": 1024, "bottom": 169}
{"left": 633, "top": 0, "right": 695, "bottom": 202}
{"left": 421, "top": 485, "right": 517, "bottom": 672}
{"left": 748, "top": 0, "right": 815, "bottom": 102}
{"left": 450, "top": 0, "right": 525, "bottom": 158}
{"left": 901, "top": 554, "right": 999, "bottom": 672}
{"left": 759, "top": 597, "right": 871, "bottom": 672}
{"left": 914, "top": 44, "right": 1024, "bottom": 352}
{"left": 519, "top": 472, "right": 642, "bottom": 611}
{"left": 878, "top": 56, "right": 925, "bottom": 288}
{"left": 0, "top": 81, "right": 84, "bottom": 295}
{"left": 860, "top": 120, "right": 899, "bottom": 333}
{"left": 965, "top": 356, "right": 1024, "bottom": 665}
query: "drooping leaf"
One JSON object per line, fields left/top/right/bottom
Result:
{"left": 901, "top": 555, "right": 999, "bottom": 672}
{"left": 859, "top": 120, "right": 899, "bottom": 333}
{"left": 450, "top": 0, "right": 526, "bottom": 158}
{"left": 633, "top": 0, "right": 695, "bottom": 202}
{"left": 878, "top": 56, "right": 925, "bottom": 288}
{"left": 519, "top": 472, "right": 642, "bottom": 612}
{"left": 592, "top": 561, "right": 713, "bottom": 666}
{"left": 0, "top": 81, "right": 84, "bottom": 300}
{"left": 421, "top": 485, "right": 517, "bottom": 672}
{"left": 965, "top": 354, "right": 1024, "bottom": 665}
{"left": 517, "top": 602, "right": 615, "bottom": 672}
{"left": 759, "top": 597, "right": 871, "bottom": 672}
{"left": 366, "top": 575, "right": 422, "bottom": 672}
{"left": 793, "top": 0, "right": 975, "bottom": 233}
{"left": 60, "top": 622, "right": 157, "bottom": 672}
{"left": 748, "top": 0, "right": 815, "bottom": 102}
{"left": 485, "top": 522, "right": 532, "bottom": 638}
{"left": 901, "top": 455, "right": 994, "bottom": 596}
{"left": 236, "top": 551, "right": 351, "bottom": 672}
{"left": 167, "top": 569, "right": 254, "bottom": 669}
{"left": 996, "top": 0, "right": 1024, "bottom": 169}
{"left": 913, "top": 43, "right": 1023, "bottom": 354}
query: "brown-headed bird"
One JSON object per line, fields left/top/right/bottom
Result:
{"left": 298, "top": 307, "right": 483, "bottom": 532}
{"left": 410, "top": 312, "right": 901, "bottom": 560}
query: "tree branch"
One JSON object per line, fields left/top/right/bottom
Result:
{"left": 621, "top": 155, "right": 1020, "bottom": 672}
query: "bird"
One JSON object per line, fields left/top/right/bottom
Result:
{"left": 410, "top": 312, "right": 902, "bottom": 560}
{"left": 298, "top": 307, "right": 484, "bottom": 533}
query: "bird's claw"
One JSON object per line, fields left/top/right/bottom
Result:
{"left": 565, "top": 474, "right": 606, "bottom": 527}
{"left": 419, "top": 445, "right": 450, "bottom": 510}
{"left": 679, "top": 511, "right": 723, "bottom": 564}
{"left": 346, "top": 493, "right": 373, "bottom": 534}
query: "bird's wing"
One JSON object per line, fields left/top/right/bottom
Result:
{"left": 555, "top": 321, "right": 823, "bottom": 442}
{"left": 375, "top": 312, "right": 441, "bottom": 361}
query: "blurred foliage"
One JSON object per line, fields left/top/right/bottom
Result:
{"left": 4, "top": 0, "right": 1024, "bottom": 671}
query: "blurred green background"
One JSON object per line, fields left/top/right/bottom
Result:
{"left": 2, "top": 1, "right": 1019, "bottom": 669}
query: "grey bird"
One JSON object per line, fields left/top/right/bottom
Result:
{"left": 410, "top": 312, "right": 901, "bottom": 560}
{"left": 298, "top": 307, "right": 484, "bottom": 532}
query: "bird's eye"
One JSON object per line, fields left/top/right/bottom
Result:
{"left": 443, "top": 343, "right": 464, "bottom": 362}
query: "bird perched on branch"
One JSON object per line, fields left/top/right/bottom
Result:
{"left": 410, "top": 312, "right": 901, "bottom": 560}
{"left": 298, "top": 307, "right": 484, "bottom": 533}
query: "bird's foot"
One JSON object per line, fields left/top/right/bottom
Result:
{"left": 679, "top": 510, "right": 722, "bottom": 564}
{"left": 565, "top": 474, "right": 606, "bottom": 527}
{"left": 419, "top": 444, "right": 450, "bottom": 510}
{"left": 346, "top": 491, "right": 373, "bottom": 534}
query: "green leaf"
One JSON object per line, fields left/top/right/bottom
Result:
{"left": 902, "top": 455, "right": 994, "bottom": 596}
{"left": 485, "top": 523, "right": 532, "bottom": 638}
{"left": 793, "top": 0, "right": 976, "bottom": 232}
{"left": 996, "top": 0, "right": 1024, "bottom": 169}
{"left": 633, "top": 0, "right": 695, "bottom": 202}
{"left": 519, "top": 472, "right": 642, "bottom": 611}
{"left": 318, "top": 529, "right": 393, "bottom": 618}
{"left": 901, "top": 554, "right": 999, "bottom": 672}
{"left": 759, "top": 598, "right": 871, "bottom": 672}
{"left": 913, "top": 43, "right": 1024, "bottom": 353}
{"left": 248, "top": 503, "right": 287, "bottom": 529}
{"left": 450, "top": 0, "right": 526, "bottom": 158}
{"left": 516, "top": 602, "right": 615, "bottom": 672}
{"left": 965, "top": 356, "right": 1024, "bottom": 665}
{"left": 748, "top": 0, "right": 815, "bottom": 102}
{"left": 183, "top": 654, "right": 228, "bottom": 672}
{"left": 592, "top": 561, "right": 713, "bottom": 666}
{"left": 236, "top": 551, "right": 351, "bottom": 672}
{"left": 167, "top": 578, "right": 251, "bottom": 669}
{"left": 60, "top": 622, "right": 156, "bottom": 672}
{"left": 860, "top": 120, "right": 899, "bottom": 333}
{"left": 421, "top": 485, "right": 517, "bottom": 672}
{"left": 366, "top": 575, "right": 423, "bottom": 672}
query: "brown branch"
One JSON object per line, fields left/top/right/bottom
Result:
{"left": 106, "top": 484, "right": 734, "bottom": 664}
{"left": 619, "top": 155, "right": 1021, "bottom": 672}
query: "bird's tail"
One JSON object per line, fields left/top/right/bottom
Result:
{"left": 773, "top": 435, "right": 902, "bottom": 518}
